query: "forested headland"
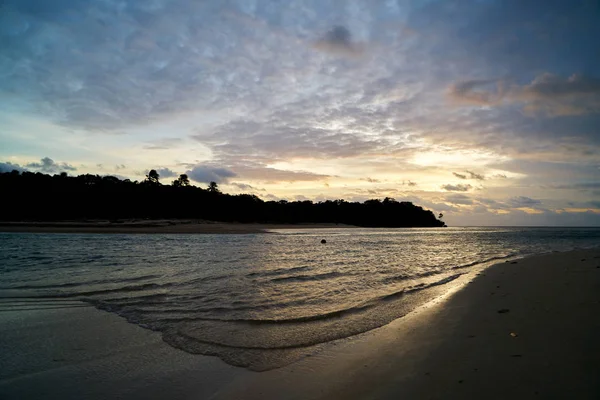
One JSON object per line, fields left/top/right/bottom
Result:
{"left": 0, "top": 170, "right": 446, "bottom": 227}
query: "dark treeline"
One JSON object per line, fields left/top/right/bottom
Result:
{"left": 0, "top": 170, "right": 446, "bottom": 227}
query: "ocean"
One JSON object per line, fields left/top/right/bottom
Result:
{"left": 1, "top": 227, "right": 599, "bottom": 370}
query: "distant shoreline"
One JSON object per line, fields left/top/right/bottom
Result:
{"left": 0, "top": 220, "right": 357, "bottom": 234}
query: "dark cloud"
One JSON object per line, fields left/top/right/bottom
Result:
{"left": 549, "top": 182, "right": 600, "bottom": 191}
{"left": 186, "top": 165, "right": 236, "bottom": 184}
{"left": 466, "top": 170, "right": 485, "bottom": 180}
{"left": 508, "top": 196, "right": 542, "bottom": 207}
{"left": 441, "top": 183, "right": 472, "bottom": 192}
{"left": 522, "top": 73, "right": 600, "bottom": 100}
{"left": 156, "top": 168, "right": 177, "bottom": 179}
{"left": 0, "top": 162, "right": 25, "bottom": 173}
{"left": 448, "top": 79, "right": 505, "bottom": 105}
{"left": 444, "top": 194, "right": 473, "bottom": 205}
{"left": 115, "top": 164, "right": 127, "bottom": 170}
{"left": 449, "top": 73, "right": 600, "bottom": 116}
{"left": 314, "top": 26, "right": 363, "bottom": 56}
{"left": 403, "top": 180, "right": 417, "bottom": 187}
{"left": 25, "top": 157, "right": 76, "bottom": 173}
{"left": 453, "top": 172, "right": 467, "bottom": 179}
{"left": 519, "top": 74, "right": 600, "bottom": 116}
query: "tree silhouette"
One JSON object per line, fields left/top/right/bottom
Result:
{"left": 172, "top": 174, "right": 190, "bottom": 187}
{"left": 0, "top": 169, "right": 446, "bottom": 227}
{"left": 208, "top": 181, "right": 220, "bottom": 193}
{"left": 145, "top": 169, "right": 160, "bottom": 185}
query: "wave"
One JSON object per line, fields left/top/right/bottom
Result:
{"left": 158, "top": 272, "right": 465, "bottom": 356}
{"left": 269, "top": 270, "right": 348, "bottom": 283}
{"left": 3, "top": 274, "right": 163, "bottom": 290}
{"left": 246, "top": 265, "right": 311, "bottom": 278}
{"left": 451, "top": 254, "right": 516, "bottom": 270}
{"left": 118, "top": 273, "right": 464, "bottom": 327}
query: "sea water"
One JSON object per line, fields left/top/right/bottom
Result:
{"left": 1, "top": 227, "right": 599, "bottom": 370}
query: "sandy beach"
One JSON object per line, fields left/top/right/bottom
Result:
{"left": 0, "top": 220, "right": 355, "bottom": 234}
{"left": 1, "top": 248, "right": 599, "bottom": 399}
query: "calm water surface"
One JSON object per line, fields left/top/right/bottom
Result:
{"left": 1, "top": 227, "right": 599, "bottom": 369}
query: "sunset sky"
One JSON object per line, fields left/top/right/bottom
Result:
{"left": 1, "top": 0, "right": 599, "bottom": 226}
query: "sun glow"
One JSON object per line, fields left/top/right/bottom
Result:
{"left": 410, "top": 148, "right": 509, "bottom": 167}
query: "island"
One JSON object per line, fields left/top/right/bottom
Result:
{"left": 0, "top": 169, "right": 446, "bottom": 232}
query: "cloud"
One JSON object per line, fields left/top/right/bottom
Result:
{"left": 449, "top": 73, "right": 600, "bottom": 116}
{"left": 0, "top": 162, "right": 25, "bottom": 173}
{"left": 185, "top": 165, "right": 236, "bottom": 184}
{"left": 477, "top": 198, "right": 499, "bottom": 206}
{"left": 549, "top": 182, "right": 600, "bottom": 191}
{"left": 262, "top": 194, "right": 282, "bottom": 202}
{"left": 452, "top": 209, "right": 600, "bottom": 227}
{"left": 197, "top": 120, "right": 387, "bottom": 163}
{"left": 521, "top": 73, "right": 600, "bottom": 100}
{"left": 143, "top": 138, "right": 183, "bottom": 150}
{"left": 313, "top": 26, "right": 364, "bottom": 56}
{"left": 465, "top": 170, "right": 485, "bottom": 180}
{"left": 444, "top": 194, "right": 473, "bottom": 205}
{"left": 156, "top": 168, "right": 177, "bottom": 179}
{"left": 362, "top": 177, "right": 381, "bottom": 183}
{"left": 441, "top": 183, "right": 472, "bottom": 192}
{"left": 403, "top": 180, "right": 417, "bottom": 187}
{"left": 452, "top": 171, "right": 486, "bottom": 182}
{"left": 103, "top": 174, "right": 129, "bottom": 181}
{"left": 229, "top": 182, "right": 266, "bottom": 192}
{"left": 230, "top": 165, "right": 330, "bottom": 183}
{"left": 448, "top": 79, "right": 505, "bottom": 105}
{"left": 25, "top": 157, "right": 76, "bottom": 173}
{"left": 508, "top": 196, "right": 542, "bottom": 208}
{"left": 519, "top": 74, "right": 600, "bottom": 116}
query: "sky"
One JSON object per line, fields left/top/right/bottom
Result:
{"left": 1, "top": 0, "right": 600, "bottom": 226}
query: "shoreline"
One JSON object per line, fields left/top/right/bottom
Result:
{"left": 0, "top": 220, "right": 356, "bottom": 234}
{"left": 2, "top": 248, "right": 600, "bottom": 399}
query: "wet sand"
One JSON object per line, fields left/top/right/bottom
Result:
{"left": 1, "top": 249, "right": 599, "bottom": 399}
{"left": 0, "top": 220, "right": 354, "bottom": 234}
